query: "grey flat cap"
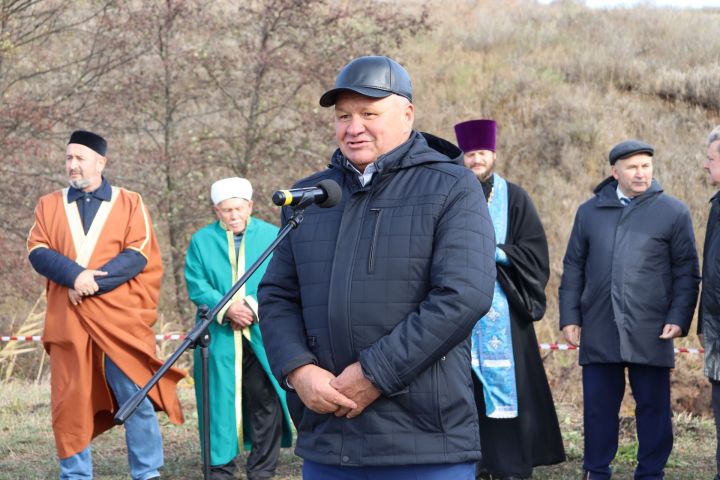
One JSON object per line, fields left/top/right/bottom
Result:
{"left": 319, "top": 56, "right": 413, "bottom": 107}
{"left": 609, "top": 140, "right": 654, "bottom": 165}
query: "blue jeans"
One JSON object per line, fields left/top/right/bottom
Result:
{"left": 59, "top": 356, "right": 163, "bottom": 480}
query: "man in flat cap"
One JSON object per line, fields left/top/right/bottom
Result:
{"left": 559, "top": 140, "right": 699, "bottom": 480}
{"left": 698, "top": 125, "right": 720, "bottom": 480}
{"left": 454, "top": 119, "right": 565, "bottom": 480}
{"left": 184, "top": 177, "right": 293, "bottom": 480}
{"left": 27, "top": 130, "right": 185, "bottom": 479}
{"left": 259, "top": 56, "right": 496, "bottom": 479}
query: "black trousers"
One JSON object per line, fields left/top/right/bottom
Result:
{"left": 241, "top": 336, "right": 282, "bottom": 479}
{"left": 209, "top": 337, "right": 283, "bottom": 480}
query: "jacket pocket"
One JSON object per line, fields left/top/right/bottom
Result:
{"left": 708, "top": 337, "right": 720, "bottom": 381}
{"left": 432, "top": 360, "right": 443, "bottom": 429}
{"left": 368, "top": 208, "right": 382, "bottom": 274}
{"left": 393, "top": 362, "right": 441, "bottom": 432}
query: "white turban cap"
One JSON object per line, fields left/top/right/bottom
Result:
{"left": 210, "top": 177, "right": 253, "bottom": 205}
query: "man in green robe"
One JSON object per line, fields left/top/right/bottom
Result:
{"left": 184, "top": 177, "right": 292, "bottom": 480}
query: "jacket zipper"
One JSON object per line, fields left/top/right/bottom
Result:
{"left": 433, "top": 362, "right": 443, "bottom": 429}
{"left": 340, "top": 188, "right": 372, "bottom": 358}
{"left": 368, "top": 208, "right": 382, "bottom": 274}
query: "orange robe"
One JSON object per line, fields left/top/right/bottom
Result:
{"left": 27, "top": 186, "right": 185, "bottom": 459}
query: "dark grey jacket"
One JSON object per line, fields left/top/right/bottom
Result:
{"left": 700, "top": 193, "right": 720, "bottom": 380}
{"left": 559, "top": 177, "right": 699, "bottom": 367}
{"left": 258, "top": 131, "right": 496, "bottom": 466}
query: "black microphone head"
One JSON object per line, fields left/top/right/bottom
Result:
{"left": 271, "top": 190, "right": 287, "bottom": 206}
{"left": 316, "top": 179, "right": 342, "bottom": 208}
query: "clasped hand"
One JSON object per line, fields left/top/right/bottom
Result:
{"left": 225, "top": 301, "right": 255, "bottom": 330}
{"left": 69, "top": 269, "right": 107, "bottom": 305}
{"left": 289, "top": 362, "right": 380, "bottom": 419}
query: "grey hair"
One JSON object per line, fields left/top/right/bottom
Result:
{"left": 709, "top": 125, "right": 720, "bottom": 152}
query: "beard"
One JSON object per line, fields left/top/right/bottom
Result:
{"left": 69, "top": 177, "right": 91, "bottom": 190}
{"left": 476, "top": 168, "right": 494, "bottom": 182}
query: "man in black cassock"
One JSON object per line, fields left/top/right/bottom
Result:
{"left": 454, "top": 119, "right": 565, "bottom": 480}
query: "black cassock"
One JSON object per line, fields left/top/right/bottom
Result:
{"left": 475, "top": 177, "right": 566, "bottom": 478}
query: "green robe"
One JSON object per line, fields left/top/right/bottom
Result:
{"left": 185, "top": 217, "right": 292, "bottom": 466}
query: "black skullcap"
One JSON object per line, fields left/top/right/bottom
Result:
{"left": 319, "top": 56, "right": 413, "bottom": 107}
{"left": 68, "top": 130, "right": 107, "bottom": 156}
{"left": 608, "top": 140, "right": 654, "bottom": 165}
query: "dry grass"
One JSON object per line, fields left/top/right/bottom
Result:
{"left": 0, "top": 379, "right": 716, "bottom": 479}
{"left": 0, "top": 293, "right": 47, "bottom": 382}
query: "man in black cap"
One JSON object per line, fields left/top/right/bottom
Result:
{"left": 27, "top": 130, "right": 185, "bottom": 480}
{"left": 559, "top": 140, "right": 699, "bottom": 480}
{"left": 259, "top": 56, "right": 496, "bottom": 479}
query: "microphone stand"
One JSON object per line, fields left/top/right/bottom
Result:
{"left": 114, "top": 198, "right": 313, "bottom": 480}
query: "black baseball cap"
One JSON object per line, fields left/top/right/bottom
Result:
{"left": 319, "top": 56, "right": 413, "bottom": 107}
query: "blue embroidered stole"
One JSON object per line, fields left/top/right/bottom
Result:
{"left": 470, "top": 174, "right": 518, "bottom": 418}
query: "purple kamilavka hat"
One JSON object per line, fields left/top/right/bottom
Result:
{"left": 454, "top": 119, "right": 497, "bottom": 153}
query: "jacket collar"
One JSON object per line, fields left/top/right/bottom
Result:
{"left": 593, "top": 176, "right": 663, "bottom": 207}
{"left": 331, "top": 130, "right": 459, "bottom": 177}
{"left": 67, "top": 176, "right": 111, "bottom": 203}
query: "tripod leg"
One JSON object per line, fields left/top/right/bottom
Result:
{"left": 201, "top": 344, "right": 211, "bottom": 480}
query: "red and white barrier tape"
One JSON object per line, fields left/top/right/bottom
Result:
{"left": 0, "top": 336, "right": 705, "bottom": 353}
{"left": 536, "top": 343, "right": 703, "bottom": 354}
{"left": 539, "top": 343, "right": 578, "bottom": 351}
{"left": 1, "top": 334, "right": 187, "bottom": 342}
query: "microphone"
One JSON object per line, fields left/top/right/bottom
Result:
{"left": 272, "top": 179, "right": 342, "bottom": 208}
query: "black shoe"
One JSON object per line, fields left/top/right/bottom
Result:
{"left": 209, "top": 460, "right": 237, "bottom": 480}
{"left": 247, "top": 471, "right": 275, "bottom": 480}
{"left": 209, "top": 471, "right": 234, "bottom": 480}
{"left": 477, "top": 472, "right": 530, "bottom": 480}
{"left": 476, "top": 464, "right": 492, "bottom": 479}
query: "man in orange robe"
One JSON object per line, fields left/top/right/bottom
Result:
{"left": 27, "top": 130, "right": 184, "bottom": 480}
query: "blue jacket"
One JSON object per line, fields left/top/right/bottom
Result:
{"left": 700, "top": 193, "right": 720, "bottom": 380}
{"left": 559, "top": 177, "right": 699, "bottom": 367}
{"left": 258, "top": 131, "right": 496, "bottom": 466}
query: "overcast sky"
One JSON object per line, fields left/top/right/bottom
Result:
{"left": 538, "top": 0, "right": 720, "bottom": 7}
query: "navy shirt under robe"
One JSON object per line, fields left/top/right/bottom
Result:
{"left": 28, "top": 178, "right": 147, "bottom": 293}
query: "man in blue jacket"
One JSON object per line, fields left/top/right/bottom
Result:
{"left": 559, "top": 140, "right": 700, "bottom": 480}
{"left": 258, "top": 56, "right": 496, "bottom": 479}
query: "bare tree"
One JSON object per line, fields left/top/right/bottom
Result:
{"left": 0, "top": 0, "right": 138, "bottom": 302}
{"left": 0, "top": 0, "right": 428, "bottom": 326}
{"left": 88, "top": 0, "right": 428, "bottom": 322}
{"left": 202, "top": 0, "right": 429, "bottom": 187}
